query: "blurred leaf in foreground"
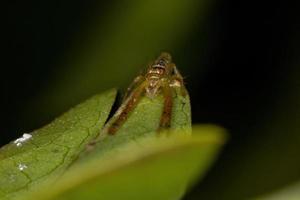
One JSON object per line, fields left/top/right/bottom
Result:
{"left": 0, "top": 89, "right": 116, "bottom": 200}
{"left": 25, "top": 126, "right": 226, "bottom": 200}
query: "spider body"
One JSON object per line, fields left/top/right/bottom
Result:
{"left": 145, "top": 53, "right": 172, "bottom": 98}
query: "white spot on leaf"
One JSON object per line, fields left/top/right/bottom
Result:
{"left": 18, "top": 163, "right": 27, "bottom": 171}
{"left": 16, "top": 143, "right": 22, "bottom": 147}
{"left": 14, "top": 133, "right": 32, "bottom": 147}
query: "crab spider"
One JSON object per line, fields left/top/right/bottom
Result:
{"left": 107, "top": 52, "right": 187, "bottom": 134}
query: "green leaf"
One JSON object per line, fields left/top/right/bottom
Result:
{"left": 21, "top": 85, "right": 225, "bottom": 200}
{"left": 0, "top": 89, "right": 117, "bottom": 200}
{"left": 24, "top": 126, "right": 226, "bottom": 200}
{"left": 1, "top": 78, "right": 225, "bottom": 200}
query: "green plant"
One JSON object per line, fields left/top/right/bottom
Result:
{"left": 0, "top": 85, "right": 225, "bottom": 200}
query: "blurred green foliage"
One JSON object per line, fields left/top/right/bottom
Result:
{"left": 22, "top": 0, "right": 212, "bottom": 127}
{"left": 25, "top": 127, "right": 225, "bottom": 200}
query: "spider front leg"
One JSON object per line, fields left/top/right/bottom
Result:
{"left": 122, "top": 75, "right": 145, "bottom": 102}
{"left": 107, "top": 81, "right": 147, "bottom": 135}
{"left": 170, "top": 64, "right": 188, "bottom": 96}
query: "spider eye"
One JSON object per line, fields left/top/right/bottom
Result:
{"left": 156, "top": 59, "right": 166, "bottom": 66}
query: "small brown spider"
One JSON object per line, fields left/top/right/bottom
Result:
{"left": 107, "top": 52, "right": 187, "bottom": 134}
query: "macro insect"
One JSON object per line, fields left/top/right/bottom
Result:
{"left": 105, "top": 52, "right": 188, "bottom": 135}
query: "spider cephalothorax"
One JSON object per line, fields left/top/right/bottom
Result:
{"left": 145, "top": 53, "right": 181, "bottom": 98}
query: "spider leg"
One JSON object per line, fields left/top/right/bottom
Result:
{"left": 158, "top": 80, "right": 173, "bottom": 131}
{"left": 170, "top": 64, "right": 188, "bottom": 96}
{"left": 122, "top": 75, "right": 145, "bottom": 102}
{"left": 107, "top": 80, "right": 147, "bottom": 135}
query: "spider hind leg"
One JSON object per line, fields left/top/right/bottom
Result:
{"left": 158, "top": 81, "right": 173, "bottom": 131}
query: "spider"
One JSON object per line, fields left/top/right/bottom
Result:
{"left": 106, "top": 52, "right": 188, "bottom": 135}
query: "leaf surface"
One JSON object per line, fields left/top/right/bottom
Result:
{"left": 0, "top": 89, "right": 117, "bottom": 200}
{"left": 24, "top": 87, "right": 225, "bottom": 200}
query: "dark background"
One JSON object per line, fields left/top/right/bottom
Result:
{"left": 2, "top": 0, "right": 299, "bottom": 199}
